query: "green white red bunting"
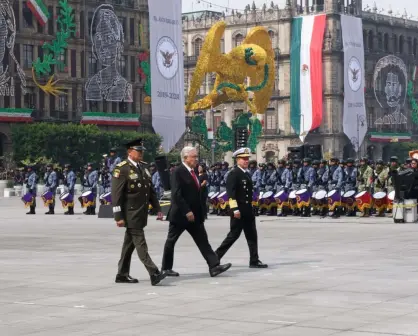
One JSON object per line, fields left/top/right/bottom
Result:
{"left": 80, "top": 112, "right": 140, "bottom": 126}
{"left": 27, "top": 0, "right": 49, "bottom": 26}
{"left": 0, "top": 108, "right": 33, "bottom": 122}
{"left": 369, "top": 132, "right": 411, "bottom": 142}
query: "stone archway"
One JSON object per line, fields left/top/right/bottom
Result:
{"left": 265, "top": 150, "right": 275, "bottom": 163}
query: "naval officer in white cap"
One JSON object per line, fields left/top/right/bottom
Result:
{"left": 215, "top": 148, "right": 268, "bottom": 268}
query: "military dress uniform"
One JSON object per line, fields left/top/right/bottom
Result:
{"left": 112, "top": 139, "right": 166, "bottom": 286}
{"left": 82, "top": 163, "right": 99, "bottom": 215}
{"left": 26, "top": 167, "right": 38, "bottom": 215}
{"left": 215, "top": 148, "right": 268, "bottom": 268}
{"left": 357, "top": 158, "right": 374, "bottom": 217}
{"left": 64, "top": 164, "right": 76, "bottom": 215}
{"left": 44, "top": 164, "right": 58, "bottom": 214}
{"left": 107, "top": 148, "right": 121, "bottom": 172}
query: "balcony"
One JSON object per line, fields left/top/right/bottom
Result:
{"left": 184, "top": 56, "right": 198, "bottom": 67}
{"left": 263, "top": 129, "right": 278, "bottom": 136}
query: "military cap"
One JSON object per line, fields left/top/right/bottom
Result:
{"left": 390, "top": 156, "right": 399, "bottom": 162}
{"left": 303, "top": 157, "right": 312, "bottom": 163}
{"left": 405, "top": 158, "right": 412, "bottom": 164}
{"left": 46, "top": 163, "right": 53, "bottom": 168}
{"left": 330, "top": 157, "right": 339, "bottom": 163}
{"left": 64, "top": 163, "right": 71, "bottom": 168}
{"left": 110, "top": 147, "right": 117, "bottom": 152}
{"left": 376, "top": 159, "right": 384, "bottom": 165}
{"left": 278, "top": 159, "right": 286, "bottom": 165}
{"left": 321, "top": 159, "right": 327, "bottom": 164}
{"left": 249, "top": 160, "right": 257, "bottom": 165}
{"left": 267, "top": 162, "right": 275, "bottom": 168}
{"left": 312, "top": 160, "right": 320, "bottom": 165}
{"left": 125, "top": 138, "right": 146, "bottom": 151}
{"left": 222, "top": 161, "right": 230, "bottom": 166}
{"left": 232, "top": 147, "right": 251, "bottom": 158}
{"left": 346, "top": 158, "right": 354, "bottom": 164}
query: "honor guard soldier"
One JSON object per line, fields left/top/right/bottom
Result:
{"left": 219, "top": 162, "right": 229, "bottom": 192}
{"left": 357, "top": 157, "right": 374, "bottom": 217}
{"left": 274, "top": 160, "right": 286, "bottom": 192}
{"left": 325, "top": 158, "right": 344, "bottom": 218}
{"left": 63, "top": 164, "right": 76, "bottom": 215}
{"left": 100, "top": 166, "right": 112, "bottom": 194}
{"left": 264, "top": 162, "right": 277, "bottom": 192}
{"left": 44, "top": 164, "right": 58, "bottom": 214}
{"left": 297, "top": 158, "right": 316, "bottom": 216}
{"left": 26, "top": 166, "right": 38, "bottom": 215}
{"left": 344, "top": 159, "right": 357, "bottom": 193}
{"left": 373, "top": 160, "right": 389, "bottom": 217}
{"left": 107, "top": 148, "right": 121, "bottom": 172}
{"left": 386, "top": 156, "right": 400, "bottom": 195}
{"left": 216, "top": 148, "right": 268, "bottom": 269}
{"left": 112, "top": 138, "right": 166, "bottom": 286}
{"left": 82, "top": 163, "right": 99, "bottom": 215}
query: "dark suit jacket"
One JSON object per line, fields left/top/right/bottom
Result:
{"left": 111, "top": 160, "right": 160, "bottom": 229}
{"left": 167, "top": 164, "right": 204, "bottom": 225}
{"left": 226, "top": 167, "right": 254, "bottom": 220}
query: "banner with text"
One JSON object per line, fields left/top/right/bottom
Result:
{"left": 341, "top": 15, "right": 367, "bottom": 152}
{"left": 149, "top": 0, "right": 185, "bottom": 151}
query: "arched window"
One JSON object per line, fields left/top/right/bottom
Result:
{"left": 268, "top": 30, "right": 276, "bottom": 46}
{"left": 393, "top": 34, "right": 398, "bottom": 53}
{"left": 194, "top": 38, "right": 203, "bottom": 56}
{"left": 407, "top": 37, "right": 412, "bottom": 55}
{"left": 384, "top": 33, "right": 389, "bottom": 52}
{"left": 399, "top": 35, "right": 404, "bottom": 54}
{"left": 368, "top": 31, "right": 374, "bottom": 50}
{"left": 377, "top": 32, "right": 383, "bottom": 50}
{"left": 234, "top": 33, "right": 244, "bottom": 47}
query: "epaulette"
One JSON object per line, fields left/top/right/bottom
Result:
{"left": 116, "top": 161, "right": 127, "bottom": 167}
{"left": 140, "top": 161, "right": 148, "bottom": 165}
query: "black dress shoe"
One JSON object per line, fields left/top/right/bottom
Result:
{"left": 164, "top": 269, "right": 180, "bottom": 277}
{"left": 209, "top": 263, "right": 232, "bottom": 277}
{"left": 249, "top": 260, "right": 268, "bottom": 268}
{"left": 150, "top": 270, "right": 167, "bottom": 286}
{"left": 115, "top": 275, "right": 139, "bottom": 283}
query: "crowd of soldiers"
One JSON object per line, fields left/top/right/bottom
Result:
{"left": 205, "top": 156, "right": 415, "bottom": 218}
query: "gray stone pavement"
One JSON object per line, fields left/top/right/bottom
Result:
{"left": 1, "top": 198, "right": 418, "bottom": 336}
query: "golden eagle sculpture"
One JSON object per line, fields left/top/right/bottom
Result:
{"left": 185, "top": 22, "right": 275, "bottom": 114}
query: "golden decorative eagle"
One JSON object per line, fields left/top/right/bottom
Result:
{"left": 185, "top": 21, "right": 275, "bottom": 114}
{"left": 160, "top": 50, "right": 175, "bottom": 68}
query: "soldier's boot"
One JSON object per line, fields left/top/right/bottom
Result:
{"left": 90, "top": 207, "right": 96, "bottom": 216}
{"left": 331, "top": 207, "right": 340, "bottom": 218}
{"left": 69, "top": 206, "right": 74, "bottom": 215}
{"left": 46, "top": 205, "right": 54, "bottom": 215}
{"left": 27, "top": 206, "right": 36, "bottom": 215}
{"left": 83, "top": 207, "right": 91, "bottom": 215}
{"left": 376, "top": 209, "right": 386, "bottom": 217}
{"left": 360, "top": 208, "right": 370, "bottom": 218}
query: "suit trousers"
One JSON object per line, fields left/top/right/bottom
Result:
{"left": 118, "top": 228, "right": 158, "bottom": 276}
{"left": 216, "top": 216, "right": 259, "bottom": 264}
{"left": 162, "top": 222, "right": 219, "bottom": 270}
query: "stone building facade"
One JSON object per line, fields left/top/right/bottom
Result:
{"left": 183, "top": 0, "right": 418, "bottom": 163}
{"left": 0, "top": 0, "right": 150, "bottom": 156}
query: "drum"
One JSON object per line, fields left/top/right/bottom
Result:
{"left": 296, "top": 188, "right": 311, "bottom": 208}
{"left": 355, "top": 191, "right": 372, "bottom": 212}
{"left": 41, "top": 191, "right": 54, "bottom": 207}
{"left": 387, "top": 190, "right": 395, "bottom": 210}
{"left": 274, "top": 190, "right": 289, "bottom": 208}
{"left": 210, "top": 192, "right": 219, "bottom": 206}
{"left": 21, "top": 192, "right": 34, "bottom": 207}
{"left": 217, "top": 191, "right": 229, "bottom": 209}
{"left": 342, "top": 190, "right": 357, "bottom": 210}
{"left": 315, "top": 189, "right": 328, "bottom": 209}
{"left": 260, "top": 191, "right": 276, "bottom": 210}
{"left": 327, "top": 189, "right": 341, "bottom": 211}
{"left": 373, "top": 191, "right": 387, "bottom": 212}
{"left": 208, "top": 191, "right": 215, "bottom": 200}
{"left": 60, "top": 192, "right": 74, "bottom": 208}
{"left": 289, "top": 190, "right": 297, "bottom": 208}
{"left": 252, "top": 191, "right": 259, "bottom": 207}
{"left": 80, "top": 191, "right": 95, "bottom": 208}
{"left": 99, "top": 192, "right": 112, "bottom": 205}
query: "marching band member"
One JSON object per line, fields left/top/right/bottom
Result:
{"left": 344, "top": 158, "right": 357, "bottom": 216}
{"left": 219, "top": 162, "right": 229, "bottom": 192}
{"left": 248, "top": 160, "right": 258, "bottom": 177}
{"left": 63, "top": 164, "right": 76, "bottom": 215}
{"left": 25, "top": 166, "right": 38, "bottom": 215}
{"left": 82, "top": 163, "right": 99, "bottom": 215}
{"left": 386, "top": 156, "right": 400, "bottom": 195}
{"left": 373, "top": 160, "right": 389, "bottom": 217}
{"left": 357, "top": 157, "right": 374, "bottom": 217}
{"left": 264, "top": 163, "right": 277, "bottom": 193}
{"left": 291, "top": 159, "right": 302, "bottom": 215}
{"left": 279, "top": 161, "right": 293, "bottom": 217}
{"left": 297, "top": 158, "right": 316, "bottom": 217}
{"left": 44, "top": 164, "right": 58, "bottom": 215}
{"left": 107, "top": 148, "right": 121, "bottom": 172}
{"left": 274, "top": 159, "right": 286, "bottom": 192}
{"left": 325, "top": 158, "right": 343, "bottom": 218}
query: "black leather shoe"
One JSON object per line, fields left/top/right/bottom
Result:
{"left": 250, "top": 260, "right": 268, "bottom": 268}
{"left": 115, "top": 275, "right": 139, "bottom": 283}
{"left": 164, "top": 269, "right": 179, "bottom": 277}
{"left": 210, "top": 263, "right": 232, "bottom": 277}
{"left": 150, "top": 271, "right": 167, "bottom": 286}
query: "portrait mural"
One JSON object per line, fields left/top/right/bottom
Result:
{"left": 373, "top": 55, "right": 407, "bottom": 125}
{"left": 85, "top": 4, "right": 133, "bottom": 102}
{"left": 0, "top": 0, "right": 26, "bottom": 96}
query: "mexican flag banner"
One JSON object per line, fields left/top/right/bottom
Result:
{"left": 290, "top": 14, "right": 326, "bottom": 141}
{"left": 80, "top": 112, "right": 140, "bottom": 126}
{"left": 27, "top": 0, "right": 49, "bottom": 26}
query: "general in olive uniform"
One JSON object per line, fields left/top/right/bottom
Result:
{"left": 215, "top": 148, "right": 268, "bottom": 268}
{"left": 112, "top": 139, "right": 166, "bottom": 286}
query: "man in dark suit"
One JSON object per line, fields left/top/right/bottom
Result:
{"left": 215, "top": 148, "right": 268, "bottom": 268}
{"left": 112, "top": 138, "right": 167, "bottom": 286}
{"left": 161, "top": 146, "right": 231, "bottom": 277}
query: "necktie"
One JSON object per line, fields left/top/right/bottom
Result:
{"left": 190, "top": 169, "right": 200, "bottom": 189}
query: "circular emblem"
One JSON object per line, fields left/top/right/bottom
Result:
{"left": 348, "top": 57, "right": 362, "bottom": 92}
{"left": 156, "top": 36, "right": 179, "bottom": 80}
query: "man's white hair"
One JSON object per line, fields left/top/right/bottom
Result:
{"left": 181, "top": 146, "right": 197, "bottom": 162}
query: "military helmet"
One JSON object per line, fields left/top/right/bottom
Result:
{"left": 278, "top": 159, "right": 286, "bottom": 165}
{"left": 321, "top": 159, "right": 327, "bottom": 164}
{"left": 312, "top": 160, "right": 320, "bottom": 166}
{"left": 330, "top": 157, "right": 339, "bottom": 163}
{"left": 390, "top": 156, "right": 399, "bottom": 162}
{"left": 249, "top": 160, "right": 257, "bottom": 165}
{"left": 360, "top": 156, "right": 368, "bottom": 163}
{"left": 346, "top": 158, "right": 354, "bottom": 164}
{"left": 405, "top": 158, "right": 412, "bottom": 164}
{"left": 110, "top": 147, "right": 117, "bottom": 152}
{"left": 46, "top": 163, "right": 53, "bottom": 168}
{"left": 376, "top": 159, "right": 384, "bottom": 165}
{"left": 303, "top": 157, "right": 312, "bottom": 163}
{"left": 341, "top": 159, "right": 347, "bottom": 165}
{"left": 267, "top": 162, "right": 275, "bottom": 168}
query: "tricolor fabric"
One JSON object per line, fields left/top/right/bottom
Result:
{"left": 290, "top": 15, "right": 326, "bottom": 141}
{"left": 27, "top": 0, "right": 49, "bottom": 26}
{"left": 369, "top": 132, "right": 411, "bottom": 143}
{"left": 341, "top": 15, "right": 367, "bottom": 152}
{"left": 0, "top": 108, "right": 33, "bottom": 122}
{"left": 80, "top": 112, "right": 140, "bottom": 126}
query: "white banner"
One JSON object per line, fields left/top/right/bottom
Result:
{"left": 341, "top": 15, "right": 367, "bottom": 152}
{"left": 149, "top": 0, "right": 185, "bottom": 151}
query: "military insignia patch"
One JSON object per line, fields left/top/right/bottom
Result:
{"left": 113, "top": 169, "right": 120, "bottom": 178}
{"left": 130, "top": 184, "right": 135, "bottom": 189}
{"left": 137, "top": 183, "right": 142, "bottom": 187}
{"left": 129, "top": 173, "right": 138, "bottom": 179}
{"left": 116, "top": 161, "right": 127, "bottom": 167}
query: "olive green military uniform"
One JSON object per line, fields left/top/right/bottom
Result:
{"left": 386, "top": 166, "right": 400, "bottom": 194}
{"left": 357, "top": 165, "right": 373, "bottom": 192}
{"left": 112, "top": 159, "right": 161, "bottom": 277}
{"left": 374, "top": 167, "right": 389, "bottom": 193}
